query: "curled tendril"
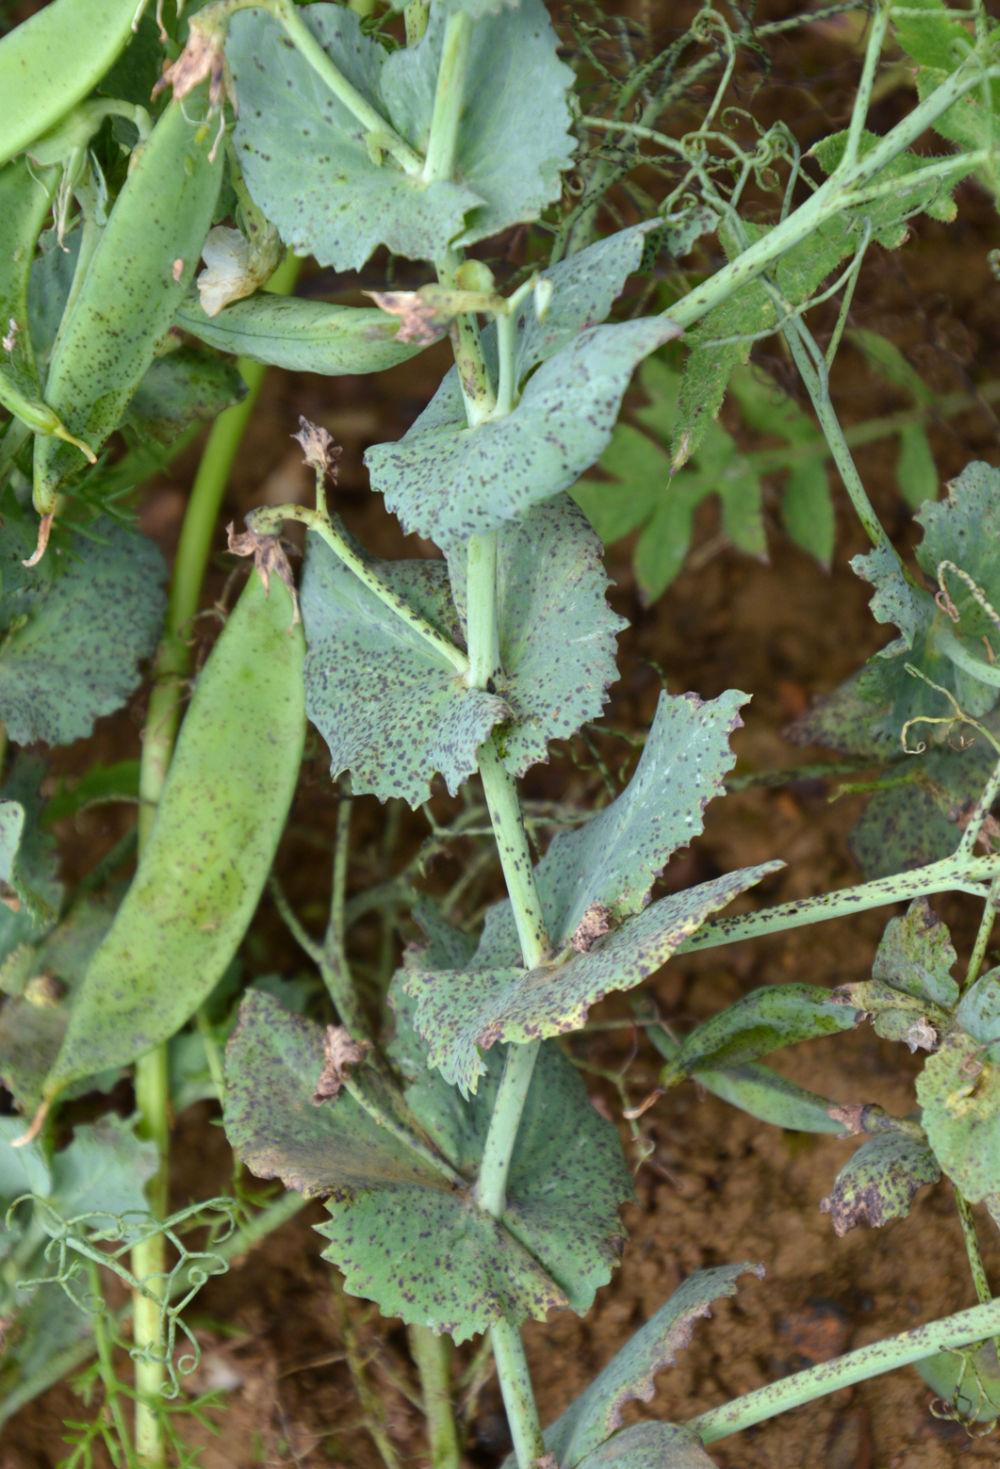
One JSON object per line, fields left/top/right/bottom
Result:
{"left": 937, "top": 560, "right": 1000, "bottom": 632}
{"left": 927, "top": 1346, "right": 1000, "bottom": 1438}
{"left": 899, "top": 662, "right": 1000, "bottom": 762}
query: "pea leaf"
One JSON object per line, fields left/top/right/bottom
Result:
{"left": 447, "top": 496, "right": 627, "bottom": 775}
{"left": 659, "top": 983, "right": 862, "bottom": 1084}
{"left": 177, "top": 294, "right": 425, "bottom": 376}
{"left": 228, "top": 0, "right": 574, "bottom": 271}
{"left": 478, "top": 688, "right": 753, "bottom": 967}
{"left": 916, "top": 1341, "right": 1000, "bottom": 1426}
{"left": 368, "top": 316, "right": 679, "bottom": 550}
{"left": 574, "top": 1423, "right": 717, "bottom": 1469}
{"left": 406, "top": 863, "right": 780, "bottom": 1095}
{"left": 224, "top": 990, "right": 632, "bottom": 1341}
{"left": 917, "top": 1027, "right": 1000, "bottom": 1202}
{"left": 123, "top": 347, "right": 244, "bottom": 446}
{"left": 0, "top": 514, "right": 166, "bottom": 748}
{"left": 529, "top": 1264, "right": 763, "bottom": 1468}
{"left": 300, "top": 534, "right": 507, "bottom": 805}
{"left": 956, "top": 966, "right": 1000, "bottom": 1064}
{"left": 820, "top": 1132, "right": 941, "bottom": 1236}
{"left": 0, "top": 758, "right": 62, "bottom": 928}
{"left": 833, "top": 900, "right": 961, "bottom": 1049}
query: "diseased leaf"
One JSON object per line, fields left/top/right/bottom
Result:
{"left": 123, "top": 346, "right": 245, "bottom": 445}
{"left": 893, "top": 0, "right": 1000, "bottom": 184}
{"left": 534, "top": 1265, "right": 763, "bottom": 1468}
{"left": 478, "top": 689, "right": 751, "bottom": 966}
{"left": 575, "top": 1423, "right": 717, "bottom": 1469}
{"left": 368, "top": 316, "right": 679, "bottom": 550}
{"left": 874, "top": 900, "right": 960, "bottom": 1011}
{"left": 917, "top": 1028, "right": 1000, "bottom": 1202}
{"left": 224, "top": 990, "right": 632, "bottom": 1341}
{"left": 448, "top": 496, "right": 626, "bottom": 775}
{"left": 177, "top": 293, "right": 425, "bottom": 375}
{"left": 301, "top": 533, "right": 506, "bottom": 805}
{"left": 916, "top": 1340, "right": 1000, "bottom": 1426}
{"left": 228, "top": 0, "right": 574, "bottom": 270}
{"left": 0, "top": 758, "right": 62, "bottom": 928}
{"left": 660, "top": 983, "right": 862, "bottom": 1084}
{"left": 407, "top": 864, "right": 780, "bottom": 1095}
{"left": 820, "top": 1133, "right": 940, "bottom": 1236}
{"left": 0, "top": 514, "right": 166, "bottom": 748}
{"left": 648, "top": 1021, "right": 851, "bottom": 1135}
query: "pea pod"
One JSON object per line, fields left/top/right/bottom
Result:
{"left": 33, "top": 92, "right": 223, "bottom": 514}
{"left": 176, "top": 292, "right": 425, "bottom": 375}
{"left": 38, "top": 569, "right": 305, "bottom": 1104}
{"left": 0, "top": 0, "right": 145, "bottom": 168}
{"left": 0, "top": 159, "right": 93, "bottom": 459}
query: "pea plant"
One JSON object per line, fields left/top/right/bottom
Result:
{"left": 2, "top": 0, "right": 1000, "bottom": 1465}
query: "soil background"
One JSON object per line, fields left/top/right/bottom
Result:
{"left": 4, "top": 2, "right": 1000, "bottom": 1466}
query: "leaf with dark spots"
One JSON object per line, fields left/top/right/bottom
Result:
{"left": 0, "top": 513, "right": 166, "bottom": 749}
{"left": 225, "top": 991, "right": 632, "bottom": 1341}
{"left": 300, "top": 533, "right": 507, "bottom": 805}
{"left": 406, "top": 864, "right": 781, "bottom": 1095}
{"left": 447, "top": 496, "right": 626, "bottom": 776}
{"left": 575, "top": 1422, "right": 717, "bottom": 1469}
{"left": 835, "top": 901, "right": 959, "bottom": 1051}
{"left": 820, "top": 1133, "right": 940, "bottom": 1236}
{"left": 478, "top": 689, "right": 752, "bottom": 967}
{"left": 917, "top": 1028, "right": 1000, "bottom": 1202}
{"left": 0, "top": 757, "right": 62, "bottom": 930}
{"left": 660, "top": 983, "right": 863, "bottom": 1084}
{"left": 228, "top": 0, "right": 574, "bottom": 270}
{"left": 367, "top": 316, "right": 680, "bottom": 550}
{"left": 956, "top": 966, "right": 1000, "bottom": 1062}
{"left": 521, "top": 1264, "right": 763, "bottom": 1469}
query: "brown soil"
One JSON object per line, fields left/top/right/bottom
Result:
{"left": 5, "top": 3, "right": 1000, "bottom": 1467}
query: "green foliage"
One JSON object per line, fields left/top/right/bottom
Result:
{"left": 0, "top": 512, "right": 166, "bottom": 747}
{"left": 531, "top": 1264, "right": 763, "bottom": 1467}
{"left": 224, "top": 989, "right": 631, "bottom": 1341}
{"left": 820, "top": 1133, "right": 941, "bottom": 1236}
{"left": 177, "top": 293, "right": 426, "bottom": 375}
{"left": 228, "top": 0, "right": 573, "bottom": 270}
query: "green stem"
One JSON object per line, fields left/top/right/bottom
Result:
{"left": 408, "top": 1325, "right": 461, "bottom": 1469}
{"left": 842, "top": 3, "right": 890, "bottom": 168}
{"left": 131, "top": 251, "right": 300, "bottom": 1466}
{"left": 688, "top": 1297, "right": 1000, "bottom": 1446}
{"left": 475, "top": 1041, "right": 541, "bottom": 1217}
{"left": 680, "top": 852, "right": 1000, "bottom": 955}
{"left": 662, "top": 60, "right": 1000, "bottom": 334}
{"left": 272, "top": 0, "right": 422, "bottom": 175}
{"left": 476, "top": 744, "right": 548, "bottom": 968}
{"left": 249, "top": 502, "right": 469, "bottom": 674}
{"left": 490, "top": 1319, "right": 546, "bottom": 1468}
{"left": 437, "top": 251, "right": 496, "bottom": 424}
{"left": 954, "top": 1190, "right": 993, "bottom": 1307}
{"left": 964, "top": 876, "right": 1000, "bottom": 989}
{"left": 422, "top": 12, "right": 471, "bottom": 184}
{"left": 87, "top": 1260, "right": 133, "bottom": 1455}
{"left": 465, "top": 533, "right": 500, "bottom": 688}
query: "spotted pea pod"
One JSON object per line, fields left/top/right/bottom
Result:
{"left": 0, "top": 0, "right": 146, "bottom": 169}
{"left": 0, "top": 158, "right": 94, "bottom": 458}
{"left": 33, "top": 90, "right": 224, "bottom": 516}
{"left": 39, "top": 569, "right": 305, "bottom": 1105}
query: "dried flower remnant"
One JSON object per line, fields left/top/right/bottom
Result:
{"left": 292, "top": 416, "right": 342, "bottom": 481}
{"left": 313, "top": 1026, "right": 372, "bottom": 1103}
{"left": 227, "top": 522, "right": 300, "bottom": 623}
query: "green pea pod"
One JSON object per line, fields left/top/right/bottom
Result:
{"left": 33, "top": 92, "right": 223, "bottom": 515}
{"left": 39, "top": 569, "right": 305, "bottom": 1105}
{"left": 0, "top": 159, "right": 94, "bottom": 460}
{"left": 176, "top": 292, "right": 426, "bottom": 375}
{"left": 0, "top": 0, "right": 145, "bottom": 168}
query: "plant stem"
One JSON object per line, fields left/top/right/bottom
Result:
{"left": 131, "top": 252, "right": 300, "bottom": 1466}
{"left": 842, "top": 3, "right": 890, "bottom": 169}
{"left": 408, "top": 1325, "right": 461, "bottom": 1469}
{"left": 954, "top": 1190, "right": 993, "bottom": 1307}
{"left": 688, "top": 1296, "right": 1000, "bottom": 1445}
{"left": 662, "top": 60, "right": 1000, "bottom": 335}
{"left": 491, "top": 1319, "right": 546, "bottom": 1467}
{"left": 476, "top": 744, "right": 548, "bottom": 968}
{"left": 423, "top": 12, "right": 470, "bottom": 184}
{"left": 466, "top": 533, "right": 500, "bottom": 688}
{"left": 249, "top": 502, "right": 469, "bottom": 674}
{"left": 680, "top": 852, "right": 1000, "bottom": 955}
{"left": 87, "top": 1261, "right": 134, "bottom": 1454}
{"left": 272, "top": 0, "right": 422, "bottom": 175}
{"left": 965, "top": 875, "right": 1000, "bottom": 989}
{"left": 476, "top": 1041, "right": 541, "bottom": 1216}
